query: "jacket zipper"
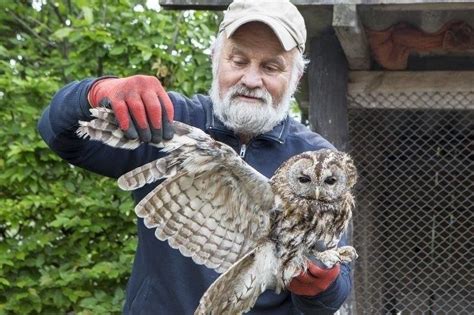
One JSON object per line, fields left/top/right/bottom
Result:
{"left": 209, "top": 126, "right": 250, "bottom": 159}
{"left": 239, "top": 144, "right": 247, "bottom": 159}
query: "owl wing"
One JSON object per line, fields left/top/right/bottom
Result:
{"left": 77, "top": 108, "right": 275, "bottom": 273}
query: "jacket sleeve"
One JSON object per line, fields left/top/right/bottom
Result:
{"left": 291, "top": 233, "right": 353, "bottom": 314}
{"left": 37, "top": 78, "right": 164, "bottom": 179}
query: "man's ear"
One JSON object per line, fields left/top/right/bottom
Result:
{"left": 290, "top": 69, "right": 304, "bottom": 93}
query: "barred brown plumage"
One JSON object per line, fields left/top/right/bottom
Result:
{"left": 77, "top": 108, "right": 358, "bottom": 315}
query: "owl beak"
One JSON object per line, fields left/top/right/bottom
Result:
{"left": 315, "top": 187, "right": 320, "bottom": 199}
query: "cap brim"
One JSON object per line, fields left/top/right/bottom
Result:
{"left": 224, "top": 15, "right": 297, "bottom": 52}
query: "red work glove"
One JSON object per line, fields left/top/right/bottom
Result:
{"left": 88, "top": 75, "right": 174, "bottom": 143}
{"left": 288, "top": 261, "right": 340, "bottom": 296}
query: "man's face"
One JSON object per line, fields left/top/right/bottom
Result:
{"left": 210, "top": 22, "right": 299, "bottom": 136}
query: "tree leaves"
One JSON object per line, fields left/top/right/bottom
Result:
{"left": 0, "top": 1, "right": 218, "bottom": 314}
{"left": 52, "top": 27, "right": 74, "bottom": 40}
{"left": 82, "top": 7, "right": 94, "bottom": 25}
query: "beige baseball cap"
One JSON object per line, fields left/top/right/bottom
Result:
{"left": 219, "top": 0, "right": 307, "bottom": 53}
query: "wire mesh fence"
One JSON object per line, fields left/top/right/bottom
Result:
{"left": 347, "top": 90, "right": 473, "bottom": 314}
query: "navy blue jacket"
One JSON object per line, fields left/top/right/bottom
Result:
{"left": 38, "top": 79, "right": 353, "bottom": 314}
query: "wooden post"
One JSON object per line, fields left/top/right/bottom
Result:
{"left": 308, "top": 27, "right": 350, "bottom": 152}
{"left": 308, "top": 27, "right": 354, "bottom": 315}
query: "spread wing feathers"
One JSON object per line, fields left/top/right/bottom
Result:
{"left": 195, "top": 241, "right": 279, "bottom": 315}
{"left": 135, "top": 163, "right": 272, "bottom": 273}
{"left": 77, "top": 107, "right": 275, "bottom": 273}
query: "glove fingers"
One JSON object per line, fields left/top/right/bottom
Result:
{"left": 98, "top": 97, "right": 113, "bottom": 109}
{"left": 92, "top": 76, "right": 172, "bottom": 144}
{"left": 155, "top": 83, "right": 174, "bottom": 122}
{"left": 307, "top": 261, "right": 340, "bottom": 278}
{"left": 110, "top": 99, "right": 139, "bottom": 140}
{"left": 141, "top": 91, "right": 163, "bottom": 144}
{"left": 155, "top": 83, "right": 174, "bottom": 140}
{"left": 287, "top": 280, "right": 319, "bottom": 296}
{"left": 126, "top": 96, "right": 152, "bottom": 142}
{"left": 307, "top": 255, "right": 331, "bottom": 269}
{"left": 161, "top": 104, "right": 174, "bottom": 140}
{"left": 292, "top": 272, "right": 317, "bottom": 284}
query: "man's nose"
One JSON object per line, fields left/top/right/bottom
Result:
{"left": 241, "top": 66, "right": 263, "bottom": 89}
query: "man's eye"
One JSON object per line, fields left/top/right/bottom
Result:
{"left": 232, "top": 58, "right": 247, "bottom": 66}
{"left": 264, "top": 65, "right": 279, "bottom": 72}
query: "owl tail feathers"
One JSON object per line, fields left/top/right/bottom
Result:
{"left": 195, "top": 242, "right": 279, "bottom": 315}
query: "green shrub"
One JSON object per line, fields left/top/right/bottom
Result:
{"left": 0, "top": 1, "right": 218, "bottom": 313}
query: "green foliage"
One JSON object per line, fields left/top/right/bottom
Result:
{"left": 0, "top": 1, "right": 218, "bottom": 314}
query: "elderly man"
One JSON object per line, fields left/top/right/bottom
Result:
{"left": 38, "top": 0, "right": 353, "bottom": 313}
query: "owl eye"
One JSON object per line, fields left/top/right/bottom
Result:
{"left": 324, "top": 176, "right": 337, "bottom": 185}
{"left": 298, "top": 175, "right": 311, "bottom": 184}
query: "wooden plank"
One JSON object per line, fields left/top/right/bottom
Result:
{"left": 160, "top": 0, "right": 229, "bottom": 9}
{"left": 366, "top": 2, "right": 474, "bottom": 10}
{"left": 160, "top": 0, "right": 474, "bottom": 9}
{"left": 333, "top": 4, "right": 370, "bottom": 70}
{"left": 347, "top": 71, "right": 474, "bottom": 109}
{"left": 348, "top": 71, "right": 474, "bottom": 93}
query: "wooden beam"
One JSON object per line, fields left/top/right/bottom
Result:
{"left": 160, "top": 0, "right": 229, "bottom": 10}
{"left": 160, "top": 0, "right": 474, "bottom": 10}
{"left": 366, "top": 2, "right": 474, "bottom": 11}
{"left": 348, "top": 71, "right": 474, "bottom": 109}
{"left": 333, "top": 4, "right": 370, "bottom": 70}
{"left": 348, "top": 71, "right": 474, "bottom": 93}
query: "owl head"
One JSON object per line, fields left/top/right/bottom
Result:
{"left": 272, "top": 149, "right": 357, "bottom": 203}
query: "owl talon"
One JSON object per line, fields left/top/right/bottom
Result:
{"left": 312, "top": 250, "right": 341, "bottom": 269}
{"left": 311, "top": 246, "right": 358, "bottom": 268}
{"left": 337, "top": 246, "right": 358, "bottom": 263}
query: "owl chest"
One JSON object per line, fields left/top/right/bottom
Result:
{"left": 269, "top": 211, "right": 317, "bottom": 257}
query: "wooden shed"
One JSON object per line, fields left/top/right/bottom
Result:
{"left": 161, "top": 1, "right": 473, "bottom": 314}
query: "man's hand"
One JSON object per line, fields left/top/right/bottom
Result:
{"left": 288, "top": 261, "right": 340, "bottom": 296}
{"left": 88, "top": 75, "right": 174, "bottom": 143}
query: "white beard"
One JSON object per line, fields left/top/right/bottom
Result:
{"left": 209, "top": 80, "right": 292, "bottom": 137}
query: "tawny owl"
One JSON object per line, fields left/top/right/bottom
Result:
{"left": 77, "top": 108, "right": 358, "bottom": 315}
